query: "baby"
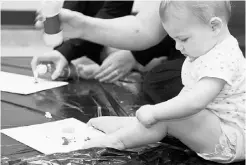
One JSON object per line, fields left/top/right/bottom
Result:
{"left": 84, "top": 1, "right": 245, "bottom": 163}
{"left": 136, "top": 1, "right": 245, "bottom": 163}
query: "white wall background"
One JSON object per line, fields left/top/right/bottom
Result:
{"left": 1, "top": 1, "right": 41, "bottom": 11}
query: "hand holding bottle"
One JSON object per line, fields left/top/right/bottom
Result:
{"left": 31, "top": 50, "right": 101, "bottom": 81}
{"left": 36, "top": 7, "right": 86, "bottom": 41}
{"left": 40, "top": 0, "right": 64, "bottom": 47}
{"left": 31, "top": 50, "right": 68, "bottom": 80}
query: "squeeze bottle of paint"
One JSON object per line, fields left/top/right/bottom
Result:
{"left": 36, "top": 63, "right": 100, "bottom": 80}
{"left": 41, "top": 0, "right": 64, "bottom": 47}
{"left": 36, "top": 63, "right": 79, "bottom": 80}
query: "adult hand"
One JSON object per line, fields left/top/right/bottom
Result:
{"left": 31, "top": 50, "right": 68, "bottom": 80}
{"left": 136, "top": 105, "right": 157, "bottom": 128}
{"left": 94, "top": 50, "right": 137, "bottom": 83}
{"left": 35, "top": 8, "right": 86, "bottom": 40}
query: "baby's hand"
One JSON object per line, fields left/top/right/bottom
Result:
{"left": 136, "top": 105, "right": 157, "bottom": 128}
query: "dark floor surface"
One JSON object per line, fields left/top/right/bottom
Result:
{"left": 1, "top": 57, "right": 245, "bottom": 165}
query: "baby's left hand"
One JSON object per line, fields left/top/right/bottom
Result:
{"left": 136, "top": 105, "right": 157, "bottom": 128}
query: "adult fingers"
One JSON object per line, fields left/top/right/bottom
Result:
{"left": 51, "top": 68, "right": 62, "bottom": 80}
{"left": 59, "top": 8, "right": 76, "bottom": 22}
{"left": 31, "top": 56, "right": 39, "bottom": 72}
{"left": 35, "top": 9, "right": 45, "bottom": 29}
{"left": 99, "top": 70, "right": 119, "bottom": 82}
{"left": 35, "top": 20, "right": 44, "bottom": 29}
{"left": 93, "top": 60, "right": 111, "bottom": 77}
{"left": 109, "top": 71, "right": 126, "bottom": 83}
{"left": 31, "top": 54, "right": 54, "bottom": 72}
{"left": 35, "top": 14, "right": 44, "bottom": 22}
{"left": 51, "top": 61, "right": 66, "bottom": 80}
{"left": 76, "top": 64, "right": 86, "bottom": 78}
{"left": 94, "top": 65, "right": 114, "bottom": 80}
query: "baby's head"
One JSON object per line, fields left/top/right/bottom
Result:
{"left": 159, "top": 1, "right": 231, "bottom": 59}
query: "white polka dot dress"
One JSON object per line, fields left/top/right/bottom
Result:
{"left": 181, "top": 35, "right": 246, "bottom": 160}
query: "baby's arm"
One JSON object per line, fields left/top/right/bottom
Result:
{"left": 137, "top": 77, "right": 226, "bottom": 126}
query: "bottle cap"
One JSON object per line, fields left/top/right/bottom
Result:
{"left": 41, "top": 0, "right": 64, "bottom": 17}
{"left": 43, "top": 31, "right": 63, "bottom": 47}
{"left": 36, "top": 64, "right": 48, "bottom": 75}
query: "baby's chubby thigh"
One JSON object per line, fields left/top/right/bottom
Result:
{"left": 166, "top": 109, "right": 222, "bottom": 154}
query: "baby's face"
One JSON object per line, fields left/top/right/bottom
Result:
{"left": 162, "top": 8, "right": 218, "bottom": 60}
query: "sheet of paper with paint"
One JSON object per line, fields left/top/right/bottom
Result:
{"left": 0, "top": 118, "right": 106, "bottom": 155}
{"left": 0, "top": 71, "right": 68, "bottom": 95}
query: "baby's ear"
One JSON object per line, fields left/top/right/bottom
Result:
{"left": 209, "top": 17, "right": 223, "bottom": 35}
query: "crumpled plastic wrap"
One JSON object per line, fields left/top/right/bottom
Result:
{"left": 1, "top": 143, "right": 196, "bottom": 165}
{"left": 2, "top": 142, "right": 244, "bottom": 165}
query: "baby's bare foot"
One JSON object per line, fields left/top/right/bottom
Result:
{"left": 82, "top": 135, "right": 125, "bottom": 150}
{"left": 106, "top": 135, "right": 125, "bottom": 150}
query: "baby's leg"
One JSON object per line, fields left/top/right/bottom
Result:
{"left": 107, "top": 117, "right": 168, "bottom": 149}
{"left": 83, "top": 116, "right": 167, "bottom": 150}
{"left": 86, "top": 110, "right": 221, "bottom": 154}
{"left": 83, "top": 116, "right": 161, "bottom": 150}
{"left": 166, "top": 110, "right": 222, "bottom": 154}
{"left": 112, "top": 110, "right": 221, "bottom": 154}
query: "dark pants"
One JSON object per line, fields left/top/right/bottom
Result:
{"left": 143, "top": 58, "right": 185, "bottom": 104}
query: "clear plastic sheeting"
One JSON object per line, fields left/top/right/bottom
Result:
{"left": 1, "top": 143, "right": 190, "bottom": 165}
{"left": 1, "top": 142, "right": 245, "bottom": 165}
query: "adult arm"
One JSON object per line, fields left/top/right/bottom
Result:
{"left": 80, "top": 1, "right": 166, "bottom": 50}
{"left": 55, "top": 1, "right": 134, "bottom": 63}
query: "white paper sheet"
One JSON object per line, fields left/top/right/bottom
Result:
{"left": 0, "top": 71, "right": 68, "bottom": 95}
{"left": 0, "top": 118, "right": 106, "bottom": 155}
